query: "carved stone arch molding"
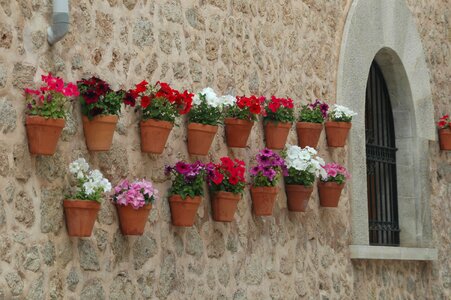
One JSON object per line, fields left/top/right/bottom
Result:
{"left": 337, "top": 0, "right": 437, "bottom": 260}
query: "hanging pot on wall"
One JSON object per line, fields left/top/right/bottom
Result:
{"left": 140, "top": 119, "right": 173, "bottom": 154}
{"left": 318, "top": 181, "right": 345, "bottom": 207}
{"left": 63, "top": 199, "right": 101, "bottom": 237}
{"left": 285, "top": 184, "right": 313, "bottom": 212}
{"left": 250, "top": 186, "right": 278, "bottom": 216}
{"left": 264, "top": 122, "right": 292, "bottom": 150}
{"left": 438, "top": 128, "right": 451, "bottom": 150}
{"left": 325, "top": 121, "right": 352, "bottom": 147}
{"left": 116, "top": 204, "right": 152, "bottom": 235}
{"left": 296, "top": 122, "right": 323, "bottom": 149}
{"left": 25, "top": 115, "right": 65, "bottom": 155}
{"left": 168, "top": 195, "right": 202, "bottom": 227}
{"left": 187, "top": 123, "right": 218, "bottom": 155}
{"left": 211, "top": 191, "right": 241, "bottom": 222}
{"left": 224, "top": 118, "right": 254, "bottom": 148}
{"left": 82, "top": 115, "right": 118, "bottom": 151}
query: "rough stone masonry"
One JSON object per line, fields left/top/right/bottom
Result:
{"left": 0, "top": 0, "right": 449, "bottom": 299}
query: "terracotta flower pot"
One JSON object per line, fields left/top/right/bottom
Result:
{"left": 318, "top": 181, "right": 345, "bottom": 207}
{"left": 250, "top": 186, "right": 278, "bottom": 216}
{"left": 211, "top": 191, "right": 241, "bottom": 222}
{"left": 82, "top": 115, "right": 118, "bottom": 151}
{"left": 116, "top": 203, "right": 152, "bottom": 235}
{"left": 325, "top": 121, "right": 352, "bottom": 147}
{"left": 438, "top": 128, "right": 451, "bottom": 150}
{"left": 25, "top": 115, "right": 65, "bottom": 155}
{"left": 187, "top": 123, "right": 218, "bottom": 155}
{"left": 224, "top": 118, "right": 254, "bottom": 148}
{"left": 169, "top": 195, "right": 202, "bottom": 227}
{"left": 63, "top": 199, "right": 101, "bottom": 237}
{"left": 140, "top": 119, "right": 174, "bottom": 154}
{"left": 285, "top": 184, "right": 313, "bottom": 212}
{"left": 296, "top": 122, "right": 323, "bottom": 148}
{"left": 264, "top": 122, "right": 292, "bottom": 150}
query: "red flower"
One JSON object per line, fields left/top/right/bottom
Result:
{"left": 141, "top": 95, "right": 151, "bottom": 109}
{"left": 229, "top": 176, "right": 239, "bottom": 185}
{"left": 212, "top": 171, "right": 224, "bottom": 185}
{"left": 135, "top": 80, "right": 148, "bottom": 94}
{"left": 124, "top": 91, "right": 137, "bottom": 107}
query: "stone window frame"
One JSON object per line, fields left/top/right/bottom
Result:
{"left": 336, "top": 0, "right": 437, "bottom": 260}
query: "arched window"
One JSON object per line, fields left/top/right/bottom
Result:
{"left": 365, "top": 61, "right": 400, "bottom": 246}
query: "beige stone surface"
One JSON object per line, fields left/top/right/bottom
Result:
{"left": 0, "top": 0, "right": 448, "bottom": 299}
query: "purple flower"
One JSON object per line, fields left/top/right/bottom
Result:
{"left": 164, "top": 165, "right": 173, "bottom": 176}
{"left": 175, "top": 162, "right": 190, "bottom": 174}
{"left": 320, "top": 103, "right": 329, "bottom": 118}
{"left": 250, "top": 166, "right": 261, "bottom": 176}
{"left": 260, "top": 148, "right": 273, "bottom": 157}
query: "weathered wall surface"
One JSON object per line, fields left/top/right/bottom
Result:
{"left": 0, "top": 0, "right": 449, "bottom": 299}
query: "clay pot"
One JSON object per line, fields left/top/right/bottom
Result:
{"left": 82, "top": 115, "right": 118, "bottom": 151}
{"left": 211, "top": 191, "right": 241, "bottom": 222}
{"left": 325, "top": 121, "right": 352, "bottom": 147}
{"left": 224, "top": 118, "right": 254, "bottom": 148}
{"left": 264, "top": 122, "right": 292, "bottom": 150}
{"left": 187, "top": 123, "right": 218, "bottom": 155}
{"left": 25, "top": 115, "right": 65, "bottom": 155}
{"left": 63, "top": 199, "right": 101, "bottom": 237}
{"left": 285, "top": 185, "right": 313, "bottom": 212}
{"left": 140, "top": 119, "right": 174, "bottom": 154}
{"left": 318, "top": 181, "right": 345, "bottom": 207}
{"left": 250, "top": 186, "right": 278, "bottom": 216}
{"left": 439, "top": 128, "right": 451, "bottom": 150}
{"left": 169, "top": 195, "right": 202, "bottom": 227}
{"left": 116, "top": 203, "right": 152, "bottom": 235}
{"left": 296, "top": 122, "right": 323, "bottom": 148}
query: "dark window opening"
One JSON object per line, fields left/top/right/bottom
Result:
{"left": 365, "top": 61, "right": 400, "bottom": 246}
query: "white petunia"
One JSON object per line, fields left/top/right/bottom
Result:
{"left": 220, "top": 95, "right": 236, "bottom": 107}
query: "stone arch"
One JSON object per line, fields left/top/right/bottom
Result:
{"left": 337, "top": 0, "right": 436, "bottom": 259}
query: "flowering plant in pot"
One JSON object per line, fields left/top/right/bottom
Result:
{"left": 224, "top": 95, "right": 266, "bottom": 148}
{"left": 263, "top": 96, "right": 295, "bottom": 149}
{"left": 112, "top": 179, "right": 158, "bottom": 235}
{"left": 165, "top": 161, "right": 206, "bottom": 226}
{"left": 77, "top": 76, "right": 125, "bottom": 151}
{"left": 24, "top": 73, "right": 79, "bottom": 155}
{"left": 206, "top": 157, "right": 246, "bottom": 222}
{"left": 437, "top": 114, "right": 450, "bottom": 150}
{"left": 249, "top": 149, "right": 288, "bottom": 216}
{"left": 188, "top": 88, "right": 235, "bottom": 155}
{"left": 297, "top": 99, "right": 329, "bottom": 148}
{"left": 64, "top": 158, "right": 112, "bottom": 237}
{"left": 283, "top": 144, "right": 326, "bottom": 212}
{"left": 124, "top": 81, "right": 193, "bottom": 154}
{"left": 318, "top": 162, "right": 350, "bottom": 207}
{"left": 325, "top": 104, "right": 357, "bottom": 147}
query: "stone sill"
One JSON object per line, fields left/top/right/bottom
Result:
{"left": 350, "top": 245, "right": 438, "bottom": 261}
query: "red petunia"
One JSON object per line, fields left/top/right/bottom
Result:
{"left": 135, "top": 80, "right": 148, "bottom": 94}
{"left": 229, "top": 176, "right": 239, "bottom": 185}
{"left": 141, "top": 95, "right": 151, "bottom": 109}
{"left": 212, "top": 171, "right": 224, "bottom": 185}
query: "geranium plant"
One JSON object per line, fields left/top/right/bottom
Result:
{"left": 206, "top": 157, "right": 246, "bottom": 194}
{"left": 437, "top": 114, "right": 450, "bottom": 129}
{"left": 112, "top": 179, "right": 159, "bottom": 209}
{"left": 68, "top": 158, "right": 111, "bottom": 202}
{"left": 25, "top": 73, "right": 79, "bottom": 119}
{"left": 165, "top": 161, "right": 206, "bottom": 199}
{"left": 77, "top": 76, "right": 125, "bottom": 120}
{"left": 124, "top": 81, "right": 193, "bottom": 122}
{"left": 320, "top": 163, "right": 351, "bottom": 184}
{"left": 264, "top": 96, "right": 295, "bottom": 124}
{"left": 328, "top": 104, "right": 357, "bottom": 122}
{"left": 225, "top": 95, "right": 266, "bottom": 121}
{"left": 284, "top": 144, "right": 326, "bottom": 186}
{"left": 250, "top": 148, "right": 288, "bottom": 187}
{"left": 189, "top": 87, "right": 235, "bottom": 125}
{"left": 299, "top": 99, "right": 329, "bottom": 123}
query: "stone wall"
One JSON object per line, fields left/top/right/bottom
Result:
{"left": 0, "top": 0, "right": 449, "bottom": 299}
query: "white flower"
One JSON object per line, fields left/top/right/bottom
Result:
{"left": 220, "top": 95, "right": 236, "bottom": 107}
{"left": 69, "top": 158, "right": 89, "bottom": 175}
{"left": 285, "top": 144, "right": 325, "bottom": 177}
{"left": 83, "top": 181, "right": 96, "bottom": 196}
{"left": 330, "top": 104, "right": 357, "bottom": 119}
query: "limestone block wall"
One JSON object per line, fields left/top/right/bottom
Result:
{"left": 0, "top": 0, "right": 449, "bottom": 299}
